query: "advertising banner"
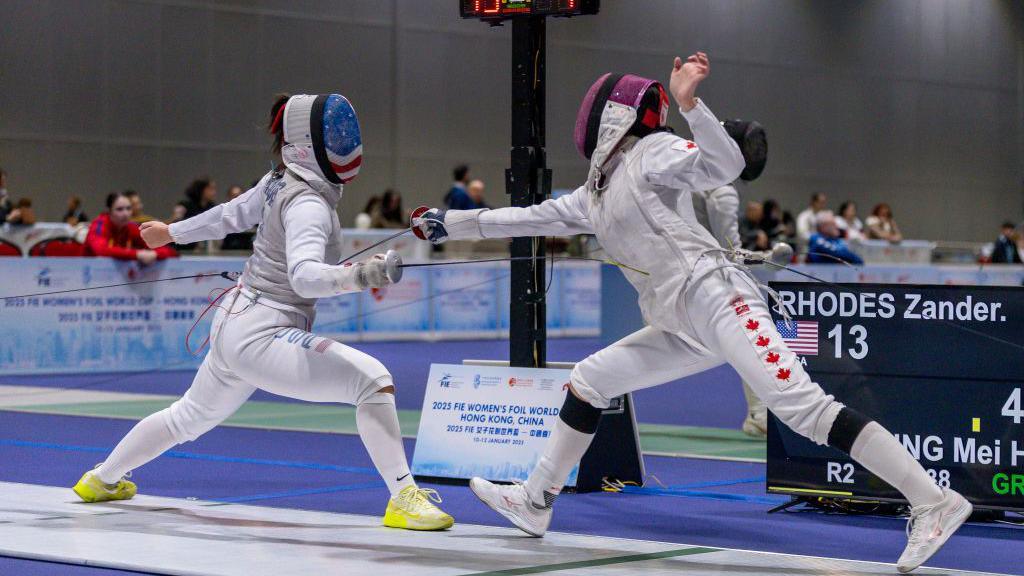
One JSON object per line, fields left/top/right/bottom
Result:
{"left": 412, "top": 363, "right": 579, "bottom": 486}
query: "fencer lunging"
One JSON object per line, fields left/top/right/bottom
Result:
{"left": 73, "top": 93, "right": 453, "bottom": 531}
{"left": 414, "top": 53, "right": 969, "bottom": 572}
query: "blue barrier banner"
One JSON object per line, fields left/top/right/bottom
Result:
{"left": 559, "top": 262, "right": 601, "bottom": 335}
{"left": 546, "top": 266, "right": 563, "bottom": 332}
{"left": 359, "top": 268, "right": 431, "bottom": 340}
{"left": 0, "top": 257, "right": 240, "bottom": 374}
{"left": 0, "top": 258, "right": 601, "bottom": 375}
{"left": 312, "top": 291, "right": 361, "bottom": 339}
{"left": 431, "top": 264, "right": 500, "bottom": 338}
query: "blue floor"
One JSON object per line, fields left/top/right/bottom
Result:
{"left": 0, "top": 411, "right": 1019, "bottom": 575}
{"left": 0, "top": 339, "right": 749, "bottom": 429}
{"left": 0, "top": 557, "right": 158, "bottom": 576}
{"left": 2, "top": 340, "right": 1020, "bottom": 574}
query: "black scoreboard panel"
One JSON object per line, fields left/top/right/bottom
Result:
{"left": 460, "top": 0, "right": 599, "bottom": 20}
{"left": 767, "top": 282, "right": 1024, "bottom": 511}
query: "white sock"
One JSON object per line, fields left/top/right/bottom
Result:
{"left": 356, "top": 393, "right": 415, "bottom": 497}
{"left": 850, "top": 422, "right": 944, "bottom": 508}
{"left": 96, "top": 409, "right": 178, "bottom": 484}
{"left": 525, "top": 419, "right": 595, "bottom": 508}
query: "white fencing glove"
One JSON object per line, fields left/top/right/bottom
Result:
{"left": 331, "top": 253, "right": 399, "bottom": 293}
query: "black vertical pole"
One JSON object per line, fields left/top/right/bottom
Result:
{"left": 507, "top": 16, "right": 549, "bottom": 368}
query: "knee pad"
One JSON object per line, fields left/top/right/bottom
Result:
{"left": 559, "top": 389, "right": 602, "bottom": 435}
{"left": 355, "top": 375, "right": 395, "bottom": 405}
{"left": 827, "top": 407, "right": 873, "bottom": 454}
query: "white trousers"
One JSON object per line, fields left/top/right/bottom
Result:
{"left": 163, "top": 289, "right": 392, "bottom": 443}
{"left": 571, "top": 266, "right": 842, "bottom": 445}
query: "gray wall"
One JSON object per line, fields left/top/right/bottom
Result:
{"left": 1, "top": 0, "right": 1021, "bottom": 241}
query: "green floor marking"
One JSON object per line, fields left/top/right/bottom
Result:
{"left": 6, "top": 399, "right": 422, "bottom": 437}
{"left": 5, "top": 400, "right": 765, "bottom": 462}
{"left": 638, "top": 423, "right": 766, "bottom": 462}
{"left": 462, "top": 546, "right": 719, "bottom": 575}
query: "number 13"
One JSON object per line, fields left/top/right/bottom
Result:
{"left": 827, "top": 324, "right": 868, "bottom": 360}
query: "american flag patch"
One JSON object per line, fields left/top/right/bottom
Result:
{"left": 776, "top": 320, "right": 818, "bottom": 355}
{"left": 314, "top": 339, "right": 332, "bottom": 354}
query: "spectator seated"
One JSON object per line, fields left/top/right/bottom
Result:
{"left": 806, "top": 212, "right": 864, "bottom": 265}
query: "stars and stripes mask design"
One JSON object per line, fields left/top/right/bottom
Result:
{"left": 281, "top": 94, "right": 363, "bottom": 186}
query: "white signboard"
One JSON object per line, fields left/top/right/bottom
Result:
{"left": 411, "top": 363, "right": 578, "bottom": 486}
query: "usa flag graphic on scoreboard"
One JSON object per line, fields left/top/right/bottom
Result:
{"left": 776, "top": 320, "right": 818, "bottom": 355}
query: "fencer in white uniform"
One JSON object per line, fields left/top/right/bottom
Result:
{"left": 73, "top": 93, "right": 453, "bottom": 531}
{"left": 415, "top": 54, "right": 969, "bottom": 572}
{"left": 691, "top": 119, "right": 776, "bottom": 438}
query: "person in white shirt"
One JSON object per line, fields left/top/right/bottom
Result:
{"left": 835, "top": 201, "right": 864, "bottom": 240}
{"left": 796, "top": 192, "right": 828, "bottom": 244}
{"left": 415, "top": 53, "right": 969, "bottom": 573}
{"left": 71, "top": 93, "right": 453, "bottom": 531}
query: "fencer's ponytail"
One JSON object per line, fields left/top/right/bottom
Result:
{"left": 269, "top": 93, "right": 291, "bottom": 154}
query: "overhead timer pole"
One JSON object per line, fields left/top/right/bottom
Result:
{"left": 507, "top": 15, "right": 550, "bottom": 368}
{"left": 460, "top": 1, "right": 599, "bottom": 368}
{"left": 460, "top": 2, "right": 641, "bottom": 493}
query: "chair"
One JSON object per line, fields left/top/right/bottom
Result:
{"left": 0, "top": 239, "right": 22, "bottom": 256}
{"left": 28, "top": 238, "right": 85, "bottom": 257}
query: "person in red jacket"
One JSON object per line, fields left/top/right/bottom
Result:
{"left": 85, "top": 192, "right": 177, "bottom": 263}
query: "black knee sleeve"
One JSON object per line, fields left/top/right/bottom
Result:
{"left": 827, "top": 407, "right": 873, "bottom": 454}
{"left": 559, "top": 392, "right": 602, "bottom": 434}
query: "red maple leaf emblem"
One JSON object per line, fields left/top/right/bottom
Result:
{"left": 776, "top": 368, "right": 791, "bottom": 381}
{"left": 756, "top": 335, "right": 770, "bottom": 347}
{"left": 745, "top": 319, "right": 760, "bottom": 331}
{"left": 686, "top": 141, "right": 697, "bottom": 150}
{"left": 766, "top": 352, "right": 780, "bottom": 364}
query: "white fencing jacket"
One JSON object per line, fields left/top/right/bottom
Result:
{"left": 444, "top": 98, "right": 745, "bottom": 334}
{"left": 169, "top": 161, "right": 364, "bottom": 317}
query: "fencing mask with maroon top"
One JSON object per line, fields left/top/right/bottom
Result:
{"left": 574, "top": 73, "right": 670, "bottom": 161}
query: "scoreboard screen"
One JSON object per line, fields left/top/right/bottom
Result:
{"left": 767, "top": 282, "right": 1024, "bottom": 512}
{"left": 460, "top": 0, "right": 599, "bottom": 21}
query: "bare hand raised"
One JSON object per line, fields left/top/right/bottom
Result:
{"left": 669, "top": 52, "right": 710, "bottom": 112}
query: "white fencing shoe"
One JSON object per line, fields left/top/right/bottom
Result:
{"left": 897, "top": 488, "right": 972, "bottom": 573}
{"left": 469, "top": 477, "right": 552, "bottom": 537}
{"left": 742, "top": 407, "right": 768, "bottom": 439}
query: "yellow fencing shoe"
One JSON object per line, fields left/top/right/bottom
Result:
{"left": 383, "top": 486, "right": 454, "bottom": 531}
